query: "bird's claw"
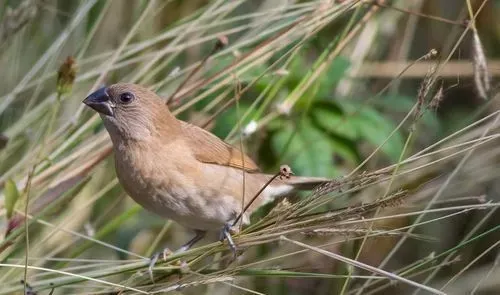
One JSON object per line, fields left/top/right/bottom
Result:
{"left": 148, "top": 247, "right": 173, "bottom": 283}
{"left": 147, "top": 231, "right": 206, "bottom": 282}
{"left": 148, "top": 252, "right": 160, "bottom": 283}
{"left": 179, "top": 260, "right": 190, "bottom": 274}
{"left": 162, "top": 248, "right": 173, "bottom": 261}
{"left": 220, "top": 223, "right": 238, "bottom": 259}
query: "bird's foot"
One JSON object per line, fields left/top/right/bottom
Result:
{"left": 148, "top": 247, "right": 174, "bottom": 283}
{"left": 148, "top": 231, "right": 206, "bottom": 283}
{"left": 219, "top": 223, "right": 237, "bottom": 259}
{"left": 162, "top": 248, "right": 174, "bottom": 261}
{"left": 149, "top": 252, "right": 160, "bottom": 283}
{"left": 179, "top": 260, "right": 190, "bottom": 274}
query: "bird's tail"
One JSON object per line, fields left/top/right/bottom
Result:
{"left": 281, "top": 176, "right": 331, "bottom": 191}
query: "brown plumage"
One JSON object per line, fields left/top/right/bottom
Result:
{"left": 83, "top": 83, "right": 328, "bottom": 278}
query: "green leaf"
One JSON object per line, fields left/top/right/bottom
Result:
{"left": 310, "top": 100, "right": 404, "bottom": 162}
{"left": 4, "top": 179, "right": 20, "bottom": 219}
{"left": 213, "top": 103, "right": 253, "bottom": 138}
{"left": 308, "top": 105, "right": 361, "bottom": 164}
{"left": 344, "top": 103, "right": 404, "bottom": 161}
{"left": 292, "top": 56, "right": 351, "bottom": 110}
{"left": 317, "top": 56, "right": 351, "bottom": 98}
{"left": 310, "top": 101, "right": 357, "bottom": 139}
{"left": 272, "top": 119, "right": 339, "bottom": 177}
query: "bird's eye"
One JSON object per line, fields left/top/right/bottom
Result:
{"left": 119, "top": 92, "right": 135, "bottom": 104}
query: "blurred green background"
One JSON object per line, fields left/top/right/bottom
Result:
{"left": 0, "top": 0, "right": 499, "bottom": 294}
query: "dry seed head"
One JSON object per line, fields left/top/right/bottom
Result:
{"left": 414, "top": 61, "right": 438, "bottom": 125}
{"left": 429, "top": 85, "right": 444, "bottom": 111}
{"left": 279, "top": 164, "right": 294, "bottom": 179}
{"left": 310, "top": 178, "right": 342, "bottom": 198}
{"left": 379, "top": 190, "right": 406, "bottom": 208}
{"left": 428, "top": 49, "right": 438, "bottom": 58}
{"left": 269, "top": 198, "right": 293, "bottom": 222}
{"left": 472, "top": 30, "right": 491, "bottom": 99}
{"left": 274, "top": 198, "right": 292, "bottom": 212}
{"left": 57, "top": 56, "right": 77, "bottom": 96}
{"left": 215, "top": 35, "right": 229, "bottom": 51}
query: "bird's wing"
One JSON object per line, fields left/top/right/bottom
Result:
{"left": 181, "top": 121, "right": 260, "bottom": 172}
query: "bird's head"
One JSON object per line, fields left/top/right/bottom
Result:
{"left": 83, "top": 83, "right": 178, "bottom": 142}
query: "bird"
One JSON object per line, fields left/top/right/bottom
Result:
{"left": 83, "top": 83, "right": 329, "bottom": 279}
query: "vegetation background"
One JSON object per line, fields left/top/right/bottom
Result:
{"left": 0, "top": 0, "right": 499, "bottom": 294}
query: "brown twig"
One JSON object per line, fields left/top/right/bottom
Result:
{"left": 232, "top": 165, "right": 293, "bottom": 227}
{"left": 170, "top": 16, "right": 306, "bottom": 108}
{"left": 166, "top": 36, "right": 228, "bottom": 106}
{"left": 353, "top": 60, "right": 500, "bottom": 78}
{"left": 201, "top": 91, "right": 237, "bottom": 129}
{"left": 373, "top": 1, "right": 467, "bottom": 27}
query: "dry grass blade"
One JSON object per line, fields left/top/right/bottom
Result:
{"left": 0, "top": 0, "right": 498, "bottom": 294}
{"left": 0, "top": 0, "right": 37, "bottom": 45}
{"left": 0, "top": 263, "right": 149, "bottom": 294}
{"left": 0, "top": 0, "right": 98, "bottom": 115}
{"left": 280, "top": 236, "right": 446, "bottom": 295}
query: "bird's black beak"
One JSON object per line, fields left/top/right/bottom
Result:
{"left": 83, "top": 87, "right": 114, "bottom": 117}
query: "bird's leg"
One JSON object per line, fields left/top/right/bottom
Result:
{"left": 178, "top": 230, "right": 206, "bottom": 253}
{"left": 148, "top": 230, "right": 206, "bottom": 283}
{"left": 219, "top": 223, "right": 237, "bottom": 259}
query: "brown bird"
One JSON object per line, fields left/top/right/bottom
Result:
{"left": 83, "top": 83, "right": 328, "bottom": 278}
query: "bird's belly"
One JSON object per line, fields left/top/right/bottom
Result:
{"left": 122, "top": 179, "right": 240, "bottom": 231}
{"left": 115, "top": 151, "right": 246, "bottom": 231}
